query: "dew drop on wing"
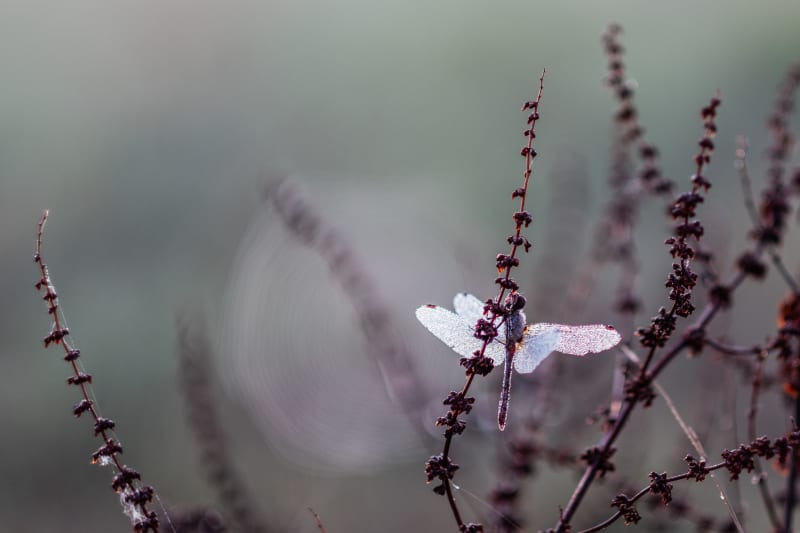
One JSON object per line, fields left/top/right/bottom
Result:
{"left": 453, "top": 293, "right": 487, "bottom": 325}
{"left": 525, "top": 323, "right": 621, "bottom": 356}
{"left": 415, "top": 303, "right": 506, "bottom": 365}
{"left": 512, "top": 327, "right": 560, "bottom": 374}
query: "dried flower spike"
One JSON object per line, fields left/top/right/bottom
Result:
{"left": 33, "top": 211, "right": 160, "bottom": 533}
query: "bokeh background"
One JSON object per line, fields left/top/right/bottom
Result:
{"left": 2, "top": 1, "right": 800, "bottom": 531}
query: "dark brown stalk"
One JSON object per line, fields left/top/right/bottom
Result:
{"left": 424, "top": 69, "right": 546, "bottom": 532}
{"left": 787, "top": 396, "right": 800, "bottom": 533}
{"left": 555, "top": 260, "right": 760, "bottom": 530}
{"left": 555, "top": 95, "right": 722, "bottom": 532}
{"left": 488, "top": 153, "right": 592, "bottom": 530}
{"left": 598, "top": 23, "right": 672, "bottom": 317}
{"left": 748, "top": 350, "right": 782, "bottom": 531}
{"left": 736, "top": 136, "right": 800, "bottom": 295}
{"left": 33, "top": 210, "right": 160, "bottom": 533}
{"left": 578, "top": 429, "right": 800, "bottom": 532}
{"left": 568, "top": 24, "right": 673, "bottom": 333}
{"left": 705, "top": 336, "right": 763, "bottom": 356}
{"left": 308, "top": 508, "right": 328, "bottom": 533}
{"left": 556, "top": 61, "right": 800, "bottom": 523}
{"left": 576, "top": 468, "right": 721, "bottom": 533}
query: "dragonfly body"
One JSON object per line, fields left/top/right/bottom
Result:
{"left": 498, "top": 304, "right": 526, "bottom": 430}
{"left": 416, "top": 292, "right": 621, "bottom": 430}
{"left": 505, "top": 307, "right": 527, "bottom": 345}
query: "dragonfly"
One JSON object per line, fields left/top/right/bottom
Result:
{"left": 416, "top": 292, "right": 621, "bottom": 430}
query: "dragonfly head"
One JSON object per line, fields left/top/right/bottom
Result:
{"left": 504, "top": 293, "right": 527, "bottom": 312}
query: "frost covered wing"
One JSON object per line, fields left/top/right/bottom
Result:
{"left": 453, "top": 292, "right": 507, "bottom": 343}
{"left": 512, "top": 327, "right": 560, "bottom": 373}
{"left": 415, "top": 304, "right": 506, "bottom": 365}
{"left": 453, "top": 293, "right": 486, "bottom": 324}
{"left": 526, "top": 323, "right": 621, "bottom": 356}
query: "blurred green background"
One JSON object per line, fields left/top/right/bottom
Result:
{"left": 2, "top": 0, "right": 800, "bottom": 531}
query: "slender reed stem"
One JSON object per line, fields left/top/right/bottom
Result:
{"left": 786, "top": 396, "right": 800, "bottom": 533}
{"left": 33, "top": 210, "right": 161, "bottom": 533}
{"left": 425, "top": 69, "right": 546, "bottom": 532}
{"left": 748, "top": 351, "right": 782, "bottom": 531}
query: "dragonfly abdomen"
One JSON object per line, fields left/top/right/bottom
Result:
{"left": 497, "top": 342, "right": 516, "bottom": 431}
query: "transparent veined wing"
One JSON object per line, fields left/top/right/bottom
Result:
{"left": 453, "top": 292, "right": 507, "bottom": 343}
{"left": 512, "top": 327, "right": 560, "bottom": 373}
{"left": 453, "top": 293, "right": 485, "bottom": 323}
{"left": 415, "top": 304, "right": 506, "bottom": 365}
{"left": 525, "top": 323, "right": 621, "bottom": 356}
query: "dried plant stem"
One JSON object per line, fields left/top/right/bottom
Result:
{"left": 308, "top": 508, "right": 328, "bottom": 533}
{"left": 33, "top": 210, "right": 160, "bottom": 533}
{"left": 736, "top": 137, "right": 800, "bottom": 295}
{"left": 557, "top": 400, "right": 633, "bottom": 528}
{"left": 557, "top": 228, "right": 791, "bottom": 532}
{"left": 621, "top": 344, "right": 744, "bottom": 531}
{"left": 556, "top": 264, "right": 751, "bottom": 530}
{"left": 576, "top": 466, "right": 723, "bottom": 533}
{"left": 578, "top": 424, "right": 800, "bottom": 532}
{"left": 748, "top": 351, "right": 782, "bottom": 531}
{"left": 424, "top": 69, "right": 546, "bottom": 532}
{"left": 787, "top": 395, "right": 800, "bottom": 533}
{"left": 648, "top": 270, "right": 748, "bottom": 378}
{"left": 771, "top": 253, "right": 800, "bottom": 296}
{"left": 705, "top": 336, "right": 763, "bottom": 355}
{"left": 556, "top": 95, "right": 722, "bottom": 531}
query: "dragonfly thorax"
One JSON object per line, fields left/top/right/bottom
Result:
{"left": 506, "top": 309, "right": 527, "bottom": 344}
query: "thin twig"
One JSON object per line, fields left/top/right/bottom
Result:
{"left": 576, "top": 467, "right": 728, "bottom": 533}
{"left": 620, "top": 345, "right": 744, "bottom": 532}
{"left": 737, "top": 135, "right": 762, "bottom": 228}
{"left": 425, "top": 69, "right": 546, "bottom": 531}
{"left": 747, "top": 350, "right": 783, "bottom": 531}
{"left": 308, "top": 508, "right": 327, "bottom": 533}
{"left": 769, "top": 250, "right": 800, "bottom": 295}
{"left": 705, "top": 336, "right": 762, "bottom": 356}
{"left": 33, "top": 210, "right": 161, "bottom": 533}
{"left": 736, "top": 137, "right": 800, "bottom": 295}
{"left": 786, "top": 399, "right": 800, "bottom": 533}
{"left": 555, "top": 94, "right": 723, "bottom": 532}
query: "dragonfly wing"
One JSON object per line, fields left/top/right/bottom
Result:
{"left": 528, "top": 323, "right": 621, "bottom": 356}
{"left": 453, "top": 292, "right": 507, "bottom": 343}
{"left": 453, "top": 293, "right": 486, "bottom": 323}
{"left": 481, "top": 342, "right": 507, "bottom": 366}
{"left": 512, "top": 328, "right": 560, "bottom": 373}
{"left": 416, "top": 304, "right": 506, "bottom": 365}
